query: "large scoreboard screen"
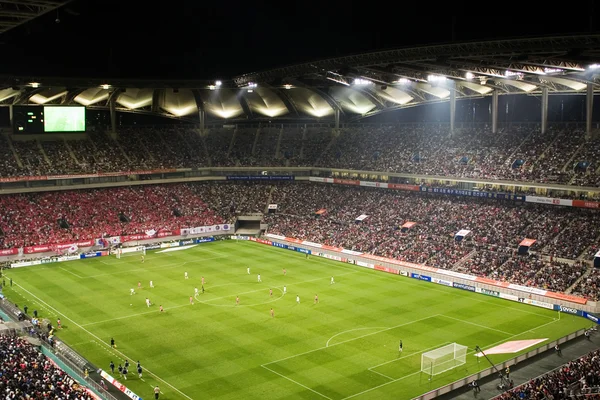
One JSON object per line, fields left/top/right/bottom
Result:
{"left": 12, "top": 105, "right": 86, "bottom": 133}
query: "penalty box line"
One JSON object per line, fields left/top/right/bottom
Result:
{"left": 343, "top": 317, "right": 561, "bottom": 400}
{"left": 12, "top": 281, "right": 194, "bottom": 400}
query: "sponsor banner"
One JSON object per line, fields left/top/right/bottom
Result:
{"left": 507, "top": 283, "right": 547, "bottom": 296}
{"left": 195, "top": 237, "right": 215, "bottom": 243}
{"left": 265, "top": 233, "right": 286, "bottom": 240}
{"left": 388, "top": 183, "right": 420, "bottom": 191}
{"left": 179, "top": 239, "right": 195, "bottom": 246}
{"left": 519, "top": 238, "right": 537, "bottom": 247}
{"left": 144, "top": 243, "right": 161, "bottom": 250}
{"left": 0, "top": 169, "right": 176, "bottom": 183}
{"left": 411, "top": 273, "right": 431, "bottom": 282}
{"left": 583, "top": 312, "right": 599, "bottom": 324}
{"left": 286, "top": 245, "right": 311, "bottom": 254}
{"left": 522, "top": 299, "right": 554, "bottom": 310}
{"left": 120, "top": 246, "right": 145, "bottom": 254}
{"left": 226, "top": 175, "right": 294, "bottom": 181}
{"left": 121, "top": 234, "right": 156, "bottom": 242}
{"left": 268, "top": 204, "right": 278, "bottom": 210}
{"left": 11, "top": 260, "right": 42, "bottom": 268}
{"left": 341, "top": 249, "right": 363, "bottom": 256}
{"left": 356, "top": 261, "right": 374, "bottom": 269}
{"left": 322, "top": 244, "right": 343, "bottom": 252}
{"left": 478, "top": 288, "right": 500, "bottom": 297}
{"left": 501, "top": 293, "right": 521, "bottom": 302}
{"left": 250, "top": 238, "right": 272, "bottom": 245}
{"left": 317, "top": 253, "right": 341, "bottom": 260}
{"left": 99, "top": 370, "right": 142, "bottom": 400}
{"left": 525, "top": 196, "right": 572, "bottom": 206}
{"left": 333, "top": 178, "right": 360, "bottom": 185}
{"left": 355, "top": 214, "right": 368, "bottom": 221}
{"left": 359, "top": 181, "right": 388, "bottom": 188}
{"left": 432, "top": 278, "right": 453, "bottom": 287}
{"left": 0, "top": 248, "right": 18, "bottom": 256}
{"left": 308, "top": 177, "right": 334, "bottom": 183}
{"left": 375, "top": 265, "right": 399, "bottom": 274}
{"left": 572, "top": 200, "right": 600, "bottom": 209}
{"left": 453, "top": 282, "right": 476, "bottom": 292}
{"left": 80, "top": 251, "right": 107, "bottom": 259}
{"left": 0, "top": 175, "right": 48, "bottom": 183}
{"left": 423, "top": 187, "right": 525, "bottom": 201}
{"left": 554, "top": 305, "right": 583, "bottom": 316}
{"left": 400, "top": 271, "right": 408, "bottom": 276}
{"left": 272, "top": 242, "right": 288, "bottom": 249}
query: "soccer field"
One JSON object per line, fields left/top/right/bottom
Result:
{"left": 2, "top": 240, "right": 590, "bottom": 400}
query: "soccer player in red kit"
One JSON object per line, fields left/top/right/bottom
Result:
{"left": 283, "top": 268, "right": 286, "bottom": 276}
{"left": 314, "top": 294, "right": 319, "bottom": 304}
{"left": 270, "top": 308, "right": 274, "bottom": 318}
{"left": 159, "top": 305, "right": 164, "bottom": 313}
{"left": 138, "top": 281, "right": 141, "bottom": 289}
{"left": 236, "top": 296, "right": 239, "bottom": 305}
{"left": 269, "top": 288, "right": 273, "bottom": 297}
{"left": 201, "top": 276, "right": 205, "bottom": 286}
{"left": 189, "top": 296, "right": 194, "bottom": 305}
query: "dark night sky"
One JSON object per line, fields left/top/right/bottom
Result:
{"left": 0, "top": 0, "right": 598, "bottom": 79}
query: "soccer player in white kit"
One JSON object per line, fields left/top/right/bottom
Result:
{"left": 257, "top": 274, "right": 261, "bottom": 282}
{"left": 283, "top": 285, "right": 287, "bottom": 294}
{"left": 331, "top": 276, "right": 335, "bottom": 285}
{"left": 296, "top": 295, "right": 300, "bottom": 304}
{"left": 130, "top": 288, "right": 135, "bottom": 295}
{"left": 149, "top": 280, "right": 154, "bottom": 288}
{"left": 194, "top": 287, "right": 199, "bottom": 295}
{"left": 247, "top": 267, "right": 250, "bottom": 275}
{"left": 184, "top": 272, "right": 188, "bottom": 280}
{"left": 145, "top": 298, "right": 151, "bottom": 307}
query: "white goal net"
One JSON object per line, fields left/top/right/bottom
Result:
{"left": 421, "top": 343, "right": 468, "bottom": 376}
{"left": 113, "top": 246, "right": 145, "bottom": 259}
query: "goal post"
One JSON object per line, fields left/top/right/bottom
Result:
{"left": 113, "top": 246, "right": 146, "bottom": 259}
{"left": 421, "top": 343, "right": 468, "bottom": 377}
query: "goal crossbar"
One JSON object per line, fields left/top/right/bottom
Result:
{"left": 421, "top": 343, "right": 468, "bottom": 376}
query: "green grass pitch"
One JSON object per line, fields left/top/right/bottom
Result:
{"left": 2, "top": 240, "right": 590, "bottom": 400}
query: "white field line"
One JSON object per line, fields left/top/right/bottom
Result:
{"left": 261, "top": 364, "right": 332, "bottom": 399}
{"left": 263, "top": 314, "right": 441, "bottom": 367}
{"left": 343, "top": 317, "right": 561, "bottom": 399}
{"left": 439, "top": 314, "right": 516, "bottom": 336}
{"left": 59, "top": 267, "right": 85, "bottom": 279}
{"left": 367, "top": 341, "right": 453, "bottom": 371}
{"left": 267, "top": 314, "right": 559, "bottom": 400}
{"left": 12, "top": 282, "right": 193, "bottom": 400}
{"left": 367, "top": 368, "right": 394, "bottom": 381}
{"left": 238, "top": 239, "right": 555, "bottom": 320}
{"left": 326, "top": 327, "right": 387, "bottom": 347}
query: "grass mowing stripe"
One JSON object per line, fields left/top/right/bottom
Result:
{"left": 11, "top": 281, "right": 193, "bottom": 400}
{"left": 263, "top": 314, "right": 442, "bottom": 366}
{"left": 261, "top": 364, "right": 333, "bottom": 399}
{"left": 439, "top": 314, "right": 516, "bottom": 336}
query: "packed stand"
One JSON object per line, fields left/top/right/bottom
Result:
{"left": 0, "top": 335, "right": 94, "bottom": 400}
{"left": 570, "top": 268, "right": 600, "bottom": 301}
{"left": 11, "top": 140, "right": 46, "bottom": 176}
{"left": 204, "top": 128, "right": 235, "bottom": 167}
{"left": 265, "top": 183, "right": 600, "bottom": 296}
{"left": 40, "top": 140, "right": 82, "bottom": 174}
{"left": 496, "top": 348, "right": 600, "bottom": 400}
{"left": 0, "top": 137, "right": 21, "bottom": 177}
{"left": 0, "top": 183, "right": 225, "bottom": 248}
{"left": 572, "top": 137, "right": 600, "bottom": 187}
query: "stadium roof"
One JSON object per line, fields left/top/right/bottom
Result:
{"left": 1, "top": 34, "right": 600, "bottom": 122}
{"left": 0, "top": 0, "right": 71, "bottom": 34}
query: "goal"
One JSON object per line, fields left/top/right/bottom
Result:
{"left": 113, "top": 246, "right": 146, "bottom": 259}
{"left": 421, "top": 343, "right": 468, "bottom": 377}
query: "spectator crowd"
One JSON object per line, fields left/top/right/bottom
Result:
{"left": 497, "top": 348, "right": 600, "bottom": 399}
{"left": 1, "top": 124, "right": 600, "bottom": 186}
{"left": 0, "top": 335, "right": 94, "bottom": 399}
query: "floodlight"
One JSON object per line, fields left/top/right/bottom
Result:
{"left": 215, "top": 80, "right": 222, "bottom": 86}
{"left": 284, "top": 84, "right": 292, "bottom": 89}
{"left": 101, "top": 84, "right": 110, "bottom": 90}
{"left": 209, "top": 85, "right": 216, "bottom": 90}
{"left": 30, "top": 82, "right": 40, "bottom": 88}
{"left": 465, "top": 72, "right": 474, "bottom": 80}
